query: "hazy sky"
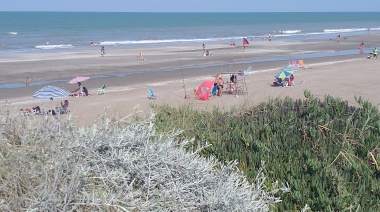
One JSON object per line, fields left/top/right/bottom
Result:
{"left": 2, "top": 0, "right": 379, "bottom": 12}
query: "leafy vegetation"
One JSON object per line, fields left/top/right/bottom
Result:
{"left": 153, "top": 90, "right": 380, "bottom": 211}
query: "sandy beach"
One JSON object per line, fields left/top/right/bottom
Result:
{"left": 1, "top": 33, "right": 379, "bottom": 126}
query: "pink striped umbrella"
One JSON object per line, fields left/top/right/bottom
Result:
{"left": 68, "top": 76, "right": 90, "bottom": 84}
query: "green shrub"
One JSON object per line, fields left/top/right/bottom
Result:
{"left": 153, "top": 92, "right": 380, "bottom": 211}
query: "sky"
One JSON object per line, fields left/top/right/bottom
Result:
{"left": 1, "top": 0, "right": 379, "bottom": 12}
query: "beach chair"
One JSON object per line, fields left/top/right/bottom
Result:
{"left": 148, "top": 88, "right": 158, "bottom": 99}
{"left": 97, "top": 85, "right": 106, "bottom": 95}
{"left": 298, "top": 60, "right": 306, "bottom": 68}
{"left": 69, "top": 87, "right": 81, "bottom": 97}
{"left": 243, "top": 66, "right": 253, "bottom": 75}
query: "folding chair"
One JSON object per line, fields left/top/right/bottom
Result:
{"left": 148, "top": 88, "right": 158, "bottom": 99}
{"left": 69, "top": 88, "right": 81, "bottom": 97}
{"left": 97, "top": 85, "right": 106, "bottom": 95}
{"left": 299, "top": 60, "right": 307, "bottom": 68}
{"left": 243, "top": 66, "right": 253, "bottom": 75}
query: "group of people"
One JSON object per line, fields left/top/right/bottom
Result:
{"left": 20, "top": 99, "right": 69, "bottom": 116}
{"left": 274, "top": 74, "right": 295, "bottom": 87}
{"left": 202, "top": 43, "right": 213, "bottom": 56}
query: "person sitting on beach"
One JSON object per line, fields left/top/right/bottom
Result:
{"left": 373, "top": 48, "right": 378, "bottom": 59}
{"left": 137, "top": 53, "right": 145, "bottom": 60}
{"left": 82, "top": 87, "right": 89, "bottom": 96}
{"left": 56, "top": 100, "right": 70, "bottom": 114}
{"left": 367, "top": 52, "right": 374, "bottom": 59}
{"left": 61, "top": 100, "right": 69, "bottom": 110}
{"left": 213, "top": 73, "right": 224, "bottom": 96}
{"left": 33, "top": 106, "right": 41, "bottom": 114}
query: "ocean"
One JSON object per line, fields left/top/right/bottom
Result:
{"left": 1, "top": 12, "right": 380, "bottom": 56}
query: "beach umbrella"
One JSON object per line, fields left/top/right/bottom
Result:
{"left": 275, "top": 69, "right": 294, "bottom": 79}
{"left": 195, "top": 80, "right": 214, "bottom": 101}
{"left": 68, "top": 76, "right": 90, "bottom": 87}
{"left": 32, "top": 86, "right": 68, "bottom": 100}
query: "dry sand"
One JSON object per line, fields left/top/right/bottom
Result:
{"left": 1, "top": 34, "right": 379, "bottom": 126}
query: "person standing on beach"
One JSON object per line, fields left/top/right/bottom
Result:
{"left": 100, "top": 46, "right": 105, "bottom": 57}
{"left": 25, "top": 77, "right": 30, "bottom": 86}
{"left": 337, "top": 33, "right": 341, "bottom": 42}
{"left": 359, "top": 42, "right": 364, "bottom": 54}
{"left": 202, "top": 43, "right": 205, "bottom": 52}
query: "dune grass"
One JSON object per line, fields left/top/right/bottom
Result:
{"left": 152, "top": 91, "right": 380, "bottom": 211}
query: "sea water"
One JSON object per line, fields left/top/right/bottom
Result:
{"left": 1, "top": 12, "right": 380, "bottom": 56}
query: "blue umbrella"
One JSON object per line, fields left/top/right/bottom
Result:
{"left": 275, "top": 69, "right": 294, "bottom": 79}
{"left": 32, "top": 86, "right": 68, "bottom": 100}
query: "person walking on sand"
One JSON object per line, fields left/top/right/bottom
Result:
{"left": 202, "top": 43, "right": 205, "bottom": 51}
{"left": 337, "top": 33, "right": 341, "bottom": 43}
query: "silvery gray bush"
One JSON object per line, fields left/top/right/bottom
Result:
{"left": 0, "top": 113, "right": 289, "bottom": 211}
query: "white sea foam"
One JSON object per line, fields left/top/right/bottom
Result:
{"left": 34, "top": 44, "right": 75, "bottom": 49}
{"left": 282, "top": 30, "right": 302, "bottom": 34}
{"left": 7, "top": 32, "right": 18, "bottom": 35}
{"left": 98, "top": 37, "right": 220, "bottom": 46}
{"left": 323, "top": 28, "right": 368, "bottom": 33}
